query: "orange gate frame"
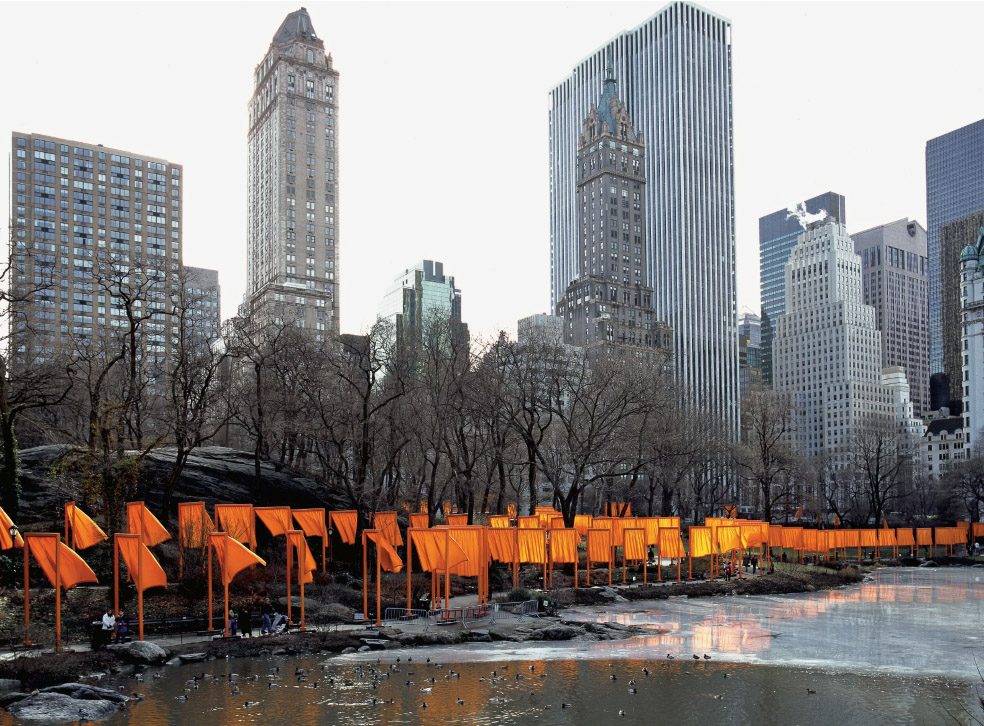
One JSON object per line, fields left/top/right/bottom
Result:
{"left": 23, "top": 533, "right": 98, "bottom": 650}
{"left": 177, "top": 502, "right": 213, "bottom": 578}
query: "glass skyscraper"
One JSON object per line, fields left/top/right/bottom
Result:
{"left": 758, "top": 192, "right": 846, "bottom": 386}
{"left": 550, "top": 1, "right": 738, "bottom": 432}
{"left": 926, "top": 119, "right": 984, "bottom": 401}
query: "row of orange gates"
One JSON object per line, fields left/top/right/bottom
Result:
{"left": 0, "top": 502, "right": 981, "bottom": 647}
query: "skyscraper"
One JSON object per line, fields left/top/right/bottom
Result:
{"left": 379, "top": 260, "right": 468, "bottom": 354}
{"left": 550, "top": 1, "right": 737, "bottom": 430}
{"left": 851, "top": 219, "right": 929, "bottom": 417}
{"left": 758, "top": 192, "right": 846, "bottom": 386}
{"left": 926, "top": 118, "right": 984, "bottom": 398}
{"left": 773, "top": 220, "right": 892, "bottom": 471}
{"left": 554, "top": 65, "right": 671, "bottom": 363}
{"left": 960, "top": 225, "right": 984, "bottom": 451}
{"left": 182, "top": 266, "right": 222, "bottom": 345}
{"left": 737, "top": 312, "right": 761, "bottom": 399}
{"left": 246, "top": 7, "right": 339, "bottom": 337}
{"left": 9, "top": 132, "right": 182, "bottom": 367}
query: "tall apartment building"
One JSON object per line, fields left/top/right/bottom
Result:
{"left": 773, "top": 220, "right": 893, "bottom": 472}
{"left": 737, "top": 312, "right": 762, "bottom": 399}
{"left": 554, "top": 65, "right": 672, "bottom": 363}
{"left": 379, "top": 260, "right": 468, "bottom": 354}
{"left": 182, "top": 266, "right": 221, "bottom": 344}
{"left": 851, "top": 219, "right": 929, "bottom": 417}
{"left": 941, "top": 211, "right": 984, "bottom": 411}
{"left": 9, "top": 132, "right": 182, "bottom": 367}
{"left": 550, "top": 2, "right": 736, "bottom": 429}
{"left": 759, "top": 192, "right": 846, "bottom": 386}
{"left": 517, "top": 314, "right": 564, "bottom": 346}
{"left": 246, "top": 7, "right": 339, "bottom": 337}
{"left": 926, "top": 119, "right": 984, "bottom": 405}
{"left": 960, "top": 226, "right": 984, "bottom": 451}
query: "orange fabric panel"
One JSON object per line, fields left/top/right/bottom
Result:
{"left": 487, "top": 528, "right": 518, "bottom": 563}
{"left": 211, "top": 533, "right": 266, "bottom": 586}
{"left": 768, "top": 525, "right": 783, "bottom": 546}
{"left": 550, "top": 529, "right": 580, "bottom": 564}
{"left": 126, "top": 502, "right": 172, "bottom": 547}
{"left": 802, "top": 530, "right": 818, "bottom": 552}
{"left": 366, "top": 530, "right": 404, "bottom": 574}
{"left": 410, "top": 513, "right": 430, "bottom": 529}
{"left": 117, "top": 536, "right": 167, "bottom": 591}
{"left": 410, "top": 530, "right": 468, "bottom": 572}
{"left": 659, "top": 528, "right": 685, "bottom": 559}
{"left": 688, "top": 526, "right": 714, "bottom": 558}
{"left": 65, "top": 502, "right": 107, "bottom": 550}
{"left": 916, "top": 527, "right": 933, "bottom": 546}
{"left": 446, "top": 527, "right": 484, "bottom": 577}
{"left": 255, "top": 506, "right": 292, "bottom": 538}
{"left": 518, "top": 529, "right": 546, "bottom": 564}
{"left": 292, "top": 508, "right": 329, "bottom": 541}
{"left": 639, "top": 517, "right": 661, "bottom": 546}
{"left": 177, "top": 502, "right": 213, "bottom": 548}
{"left": 740, "top": 523, "right": 763, "bottom": 548}
{"left": 957, "top": 520, "right": 970, "bottom": 533}
{"left": 623, "top": 528, "right": 646, "bottom": 561}
{"left": 781, "top": 527, "right": 803, "bottom": 549}
{"left": 877, "top": 529, "right": 896, "bottom": 547}
{"left": 446, "top": 514, "right": 469, "bottom": 527}
{"left": 488, "top": 515, "right": 510, "bottom": 529}
{"left": 287, "top": 530, "right": 317, "bottom": 584}
{"left": 0, "top": 507, "right": 23, "bottom": 549}
{"left": 611, "top": 517, "right": 633, "bottom": 547}
{"left": 896, "top": 528, "right": 915, "bottom": 547}
{"left": 656, "top": 517, "right": 680, "bottom": 530}
{"left": 936, "top": 527, "right": 962, "bottom": 545}
{"left": 973, "top": 522, "right": 984, "bottom": 538}
{"left": 550, "top": 516, "right": 566, "bottom": 529}
{"left": 573, "top": 514, "right": 593, "bottom": 537}
{"left": 518, "top": 516, "right": 540, "bottom": 529}
{"left": 28, "top": 536, "right": 99, "bottom": 589}
{"left": 860, "top": 529, "right": 879, "bottom": 548}
{"left": 506, "top": 503, "right": 517, "bottom": 519}
{"left": 373, "top": 511, "right": 404, "bottom": 547}
{"left": 215, "top": 504, "right": 255, "bottom": 548}
{"left": 535, "top": 508, "right": 559, "bottom": 528}
{"left": 586, "top": 529, "right": 612, "bottom": 564}
{"left": 717, "top": 526, "right": 742, "bottom": 553}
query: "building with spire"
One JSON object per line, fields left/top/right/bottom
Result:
{"left": 245, "top": 7, "right": 339, "bottom": 337}
{"left": 550, "top": 2, "right": 736, "bottom": 429}
{"left": 554, "top": 64, "right": 671, "bottom": 363}
{"left": 960, "top": 225, "right": 984, "bottom": 452}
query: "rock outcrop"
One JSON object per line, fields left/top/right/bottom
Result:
{"left": 6, "top": 683, "right": 128, "bottom": 722}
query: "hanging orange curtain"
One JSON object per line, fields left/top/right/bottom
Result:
{"left": 550, "top": 529, "right": 580, "bottom": 564}
{"left": 210, "top": 533, "right": 266, "bottom": 585}
{"left": 410, "top": 529, "right": 467, "bottom": 572}
{"left": 717, "top": 526, "right": 742, "bottom": 553}
{"left": 126, "top": 502, "right": 172, "bottom": 548}
{"left": 446, "top": 514, "right": 469, "bottom": 527}
{"left": 768, "top": 525, "right": 783, "bottom": 547}
{"left": 916, "top": 527, "right": 933, "bottom": 546}
{"left": 0, "top": 507, "right": 23, "bottom": 549}
{"left": 287, "top": 530, "right": 317, "bottom": 584}
{"left": 896, "top": 528, "right": 915, "bottom": 547}
{"left": 518, "top": 515, "right": 540, "bottom": 529}
{"left": 487, "top": 528, "right": 518, "bottom": 563}
{"left": 781, "top": 527, "right": 803, "bottom": 549}
{"left": 802, "top": 530, "right": 818, "bottom": 552}
{"left": 860, "top": 529, "right": 879, "bottom": 548}
{"left": 177, "top": 502, "right": 213, "bottom": 548}
{"left": 506, "top": 503, "right": 517, "bottom": 519}
{"left": 255, "top": 506, "right": 293, "bottom": 537}
{"left": 373, "top": 511, "right": 404, "bottom": 547}
{"left": 688, "top": 526, "right": 714, "bottom": 558}
{"left": 410, "top": 513, "right": 430, "bottom": 529}
{"left": 28, "top": 536, "right": 99, "bottom": 589}
{"left": 488, "top": 515, "right": 510, "bottom": 529}
{"left": 877, "top": 529, "right": 897, "bottom": 548}
{"left": 623, "top": 528, "right": 646, "bottom": 562}
{"left": 573, "top": 514, "right": 593, "bottom": 537}
{"left": 65, "top": 502, "right": 107, "bottom": 550}
{"left": 535, "top": 508, "right": 559, "bottom": 528}
{"left": 444, "top": 527, "right": 484, "bottom": 577}
{"left": 550, "top": 516, "right": 566, "bottom": 529}
{"left": 365, "top": 531, "right": 403, "bottom": 573}
{"left": 637, "top": 517, "right": 661, "bottom": 546}
{"left": 214, "top": 504, "right": 256, "bottom": 548}
{"left": 658, "top": 528, "right": 685, "bottom": 559}
{"left": 518, "top": 529, "right": 546, "bottom": 564}
{"left": 740, "top": 523, "right": 763, "bottom": 548}
{"left": 587, "top": 528, "right": 612, "bottom": 564}
{"left": 326, "top": 510, "right": 356, "bottom": 544}
{"left": 117, "top": 537, "right": 167, "bottom": 591}
{"left": 611, "top": 517, "right": 634, "bottom": 547}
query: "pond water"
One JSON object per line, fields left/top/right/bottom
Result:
{"left": 5, "top": 567, "right": 983, "bottom": 725}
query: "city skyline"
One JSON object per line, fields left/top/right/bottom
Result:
{"left": 2, "top": 2, "right": 983, "bottom": 340}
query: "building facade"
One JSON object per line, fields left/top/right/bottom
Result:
{"left": 182, "top": 266, "right": 221, "bottom": 345}
{"left": 759, "top": 192, "right": 846, "bottom": 387}
{"left": 941, "top": 211, "right": 984, "bottom": 411}
{"left": 554, "top": 65, "right": 671, "bottom": 364}
{"left": 246, "top": 8, "right": 339, "bottom": 337}
{"left": 549, "top": 1, "right": 736, "bottom": 429}
{"left": 960, "top": 225, "right": 984, "bottom": 452}
{"left": 773, "top": 220, "right": 893, "bottom": 472}
{"left": 9, "top": 132, "right": 182, "bottom": 367}
{"left": 921, "top": 417, "right": 966, "bottom": 480}
{"left": 379, "top": 260, "right": 468, "bottom": 354}
{"left": 851, "top": 219, "right": 929, "bottom": 417}
{"left": 517, "top": 313, "right": 564, "bottom": 346}
{"left": 738, "top": 312, "right": 762, "bottom": 399}
{"left": 926, "top": 119, "right": 984, "bottom": 399}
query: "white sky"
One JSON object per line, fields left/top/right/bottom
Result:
{"left": 2, "top": 1, "right": 983, "bottom": 339}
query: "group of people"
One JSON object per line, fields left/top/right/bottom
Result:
{"left": 226, "top": 599, "right": 290, "bottom": 638}
{"left": 100, "top": 609, "right": 128, "bottom": 645}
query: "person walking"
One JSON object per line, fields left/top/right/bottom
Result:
{"left": 240, "top": 608, "right": 253, "bottom": 638}
{"left": 261, "top": 600, "right": 274, "bottom": 635}
{"left": 115, "top": 610, "right": 129, "bottom": 643}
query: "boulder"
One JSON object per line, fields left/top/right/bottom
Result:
{"left": 919, "top": 560, "right": 939, "bottom": 568}
{"left": 341, "top": 647, "right": 357, "bottom": 655}
{"left": 7, "top": 692, "right": 123, "bottom": 721}
{"left": 357, "top": 645, "right": 371, "bottom": 653}
{"left": 106, "top": 641, "right": 168, "bottom": 665}
{"left": 318, "top": 603, "right": 356, "bottom": 623}
{"left": 533, "top": 624, "right": 579, "bottom": 641}
{"left": 466, "top": 629, "right": 492, "bottom": 643}
{"left": 39, "top": 683, "right": 128, "bottom": 703}
{"left": 393, "top": 630, "right": 466, "bottom": 647}
{"left": 177, "top": 652, "right": 208, "bottom": 664}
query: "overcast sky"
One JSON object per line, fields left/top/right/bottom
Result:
{"left": 2, "top": 1, "right": 983, "bottom": 340}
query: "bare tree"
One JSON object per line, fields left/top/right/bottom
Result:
{"left": 852, "top": 414, "right": 914, "bottom": 525}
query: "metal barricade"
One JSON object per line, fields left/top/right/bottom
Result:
{"left": 382, "top": 607, "right": 432, "bottom": 629}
